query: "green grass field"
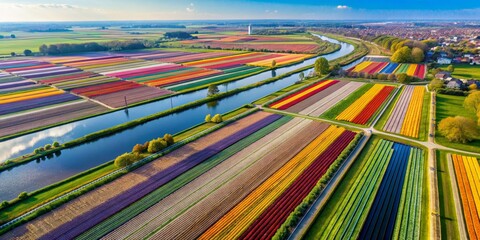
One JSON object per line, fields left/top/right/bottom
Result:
{"left": 452, "top": 64, "right": 480, "bottom": 80}
{"left": 435, "top": 94, "right": 480, "bottom": 152}
{"left": 0, "top": 28, "right": 165, "bottom": 55}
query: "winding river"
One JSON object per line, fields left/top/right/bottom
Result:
{"left": 0, "top": 34, "right": 355, "bottom": 201}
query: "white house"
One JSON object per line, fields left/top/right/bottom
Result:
{"left": 437, "top": 57, "right": 452, "bottom": 65}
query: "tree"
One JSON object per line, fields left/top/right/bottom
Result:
{"left": 207, "top": 84, "right": 219, "bottom": 97}
{"left": 18, "top": 192, "right": 28, "bottom": 200}
{"left": 0, "top": 201, "right": 8, "bottom": 209}
{"left": 163, "top": 133, "right": 174, "bottom": 145}
{"left": 10, "top": 34, "right": 16, "bottom": 38}
{"left": 205, "top": 114, "right": 211, "bottom": 122}
{"left": 23, "top": 49, "right": 33, "bottom": 56}
{"left": 132, "top": 144, "right": 146, "bottom": 153}
{"left": 211, "top": 114, "right": 223, "bottom": 123}
{"left": 52, "top": 141, "right": 60, "bottom": 147}
{"left": 438, "top": 116, "right": 479, "bottom": 143}
{"left": 396, "top": 73, "right": 411, "bottom": 84}
{"left": 378, "top": 74, "right": 388, "bottom": 80}
{"left": 314, "top": 57, "right": 329, "bottom": 75}
{"left": 469, "top": 84, "right": 478, "bottom": 91}
{"left": 429, "top": 79, "right": 444, "bottom": 91}
{"left": 148, "top": 138, "right": 167, "bottom": 153}
{"left": 411, "top": 47, "right": 424, "bottom": 63}
{"left": 44, "top": 144, "right": 52, "bottom": 150}
{"left": 387, "top": 74, "right": 396, "bottom": 81}
{"left": 10, "top": 52, "right": 15, "bottom": 57}
{"left": 391, "top": 46, "right": 412, "bottom": 63}
{"left": 447, "top": 65, "right": 455, "bottom": 73}
{"left": 464, "top": 91, "right": 480, "bottom": 113}
{"left": 39, "top": 44, "right": 48, "bottom": 55}
{"left": 298, "top": 72, "right": 305, "bottom": 81}
{"left": 271, "top": 60, "right": 277, "bottom": 68}
{"left": 114, "top": 153, "right": 140, "bottom": 167}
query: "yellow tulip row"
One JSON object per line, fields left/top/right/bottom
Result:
{"left": 406, "top": 64, "right": 418, "bottom": 76}
{"left": 336, "top": 84, "right": 384, "bottom": 122}
{"left": 0, "top": 87, "right": 64, "bottom": 104}
{"left": 351, "top": 61, "right": 372, "bottom": 72}
{"left": 247, "top": 54, "right": 312, "bottom": 67}
{"left": 400, "top": 86, "right": 425, "bottom": 138}
{"left": 199, "top": 126, "right": 345, "bottom": 240}
{"left": 270, "top": 80, "right": 334, "bottom": 109}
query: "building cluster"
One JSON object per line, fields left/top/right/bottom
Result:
{"left": 435, "top": 71, "right": 480, "bottom": 90}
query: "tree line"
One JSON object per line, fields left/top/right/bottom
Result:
{"left": 372, "top": 35, "right": 429, "bottom": 63}
{"left": 38, "top": 40, "right": 153, "bottom": 55}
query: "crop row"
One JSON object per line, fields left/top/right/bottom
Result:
{"left": 451, "top": 154, "right": 480, "bottom": 239}
{"left": 77, "top": 115, "right": 293, "bottom": 240}
{"left": 21, "top": 112, "right": 280, "bottom": 239}
{"left": 348, "top": 61, "right": 426, "bottom": 79}
{"left": 147, "top": 119, "right": 329, "bottom": 239}
{"left": 358, "top": 143, "right": 411, "bottom": 239}
{"left": 239, "top": 130, "right": 357, "bottom": 239}
{"left": 269, "top": 80, "right": 339, "bottom": 110}
{"left": 393, "top": 148, "right": 424, "bottom": 240}
{"left": 336, "top": 84, "right": 394, "bottom": 125}
{"left": 199, "top": 126, "right": 346, "bottom": 239}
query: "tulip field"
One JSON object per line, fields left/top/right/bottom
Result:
{"left": 3, "top": 108, "right": 362, "bottom": 240}
{"left": 268, "top": 79, "right": 366, "bottom": 117}
{"left": 383, "top": 86, "right": 426, "bottom": 138}
{"left": 450, "top": 154, "right": 480, "bottom": 239}
{"left": 335, "top": 84, "right": 396, "bottom": 125}
{"left": 347, "top": 61, "right": 426, "bottom": 79}
{"left": 307, "top": 139, "right": 425, "bottom": 240}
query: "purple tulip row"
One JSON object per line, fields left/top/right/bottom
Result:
{"left": 41, "top": 114, "right": 282, "bottom": 240}
{"left": 0, "top": 93, "right": 80, "bottom": 115}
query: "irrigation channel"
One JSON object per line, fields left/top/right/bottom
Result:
{"left": 0, "top": 34, "right": 354, "bottom": 201}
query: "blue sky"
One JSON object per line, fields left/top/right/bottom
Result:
{"left": 0, "top": 0, "right": 479, "bottom": 22}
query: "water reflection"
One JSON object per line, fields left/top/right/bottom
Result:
{"left": 0, "top": 124, "right": 77, "bottom": 163}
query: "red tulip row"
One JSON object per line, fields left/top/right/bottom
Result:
{"left": 351, "top": 86, "right": 395, "bottom": 125}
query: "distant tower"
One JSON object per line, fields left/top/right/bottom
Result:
{"left": 248, "top": 24, "right": 252, "bottom": 35}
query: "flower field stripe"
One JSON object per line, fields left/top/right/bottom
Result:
{"left": 239, "top": 130, "right": 357, "bottom": 240}
{"left": 298, "top": 82, "right": 365, "bottom": 116}
{"left": 269, "top": 80, "right": 337, "bottom": 110}
{"left": 316, "top": 139, "right": 393, "bottom": 239}
{"left": 37, "top": 113, "right": 281, "bottom": 240}
{"left": 464, "top": 156, "right": 480, "bottom": 217}
{"left": 367, "top": 62, "right": 388, "bottom": 75}
{"left": 335, "top": 84, "right": 385, "bottom": 122}
{"left": 145, "top": 120, "right": 328, "bottom": 240}
{"left": 358, "top": 143, "right": 411, "bottom": 239}
{"left": 199, "top": 126, "right": 344, "bottom": 240}
{"left": 452, "top": 154, "right": 480, "bottom": 239}
{"left": 0, "top": 93, "right": 80, "bottom": 115}
{"left": 400, "top": 86, "right": 425, "bottom": 138}
{"left": 406, "top": 64, "right": 417, "bottom": 76}
{"left": 183, "top": 52, "right": 261, "bottom": 67}
{"left": 76, "top": 116, "right": 292, "bottom": 240}
{"left": 0, "top": 88, "right": 65, "bottom": 104}
{"left": 351, "top": 61, "right": 371, "bottom": 72}
{"left": 393, "top": 148, "right": 425, "bottom": 240}
{"left": 383, "top": 86, "right": 414, "bottom": 134}
{"left": 144, "top": 69, "right": 223, "bottom": 87}
{"left": 351, "top": 86, "right": 395, "bottom": 125}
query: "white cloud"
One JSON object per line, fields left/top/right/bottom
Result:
{"left": 337, "top": 5, "right": 350, "bottom": 9}
{"left": 186, "top": 3, "right": 195, "bottom": 13}
{"left": 265, "top": 9, "right": 278, "bottom": 14}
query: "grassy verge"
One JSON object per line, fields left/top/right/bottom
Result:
{"left": 320, "top": 83, "right": 374, "bottom": 120}
{"left": 0, "top": 106, "right": 250, "bottom": 225}
{"left": 435, "top": 94, "right": 480, "bottom": 152}
{"left": 304, "top": 135, "right": 381, "bottom": 237}
{"left": 436, "top": 150, "right": 461, "bottom": 240}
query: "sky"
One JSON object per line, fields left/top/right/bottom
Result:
{"left": 0, "top": 0, "right": 479, "bottom": 22}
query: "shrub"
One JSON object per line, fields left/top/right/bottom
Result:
{"left": 44, "top": 144, "right": 52, "bottom": 150}
{"left": 52, "top": 141, "right": 60, "bottom": 147}
{"left": 132, "top": 144, "right": 146, "bottom": 153}
{"left": 18, "top": 192, "right": 29, "bottom": 200}
{"left": 163, "top": 134, "right": 175, "bottom": 145}
{"left": 148, "top": 138, "right": 168, "bottom": 153}
{"left": 438, "top": 116, "right": 479, "bottom": 143}
{"left": 34, "top": 148, "right": 41, "bottom": 154}
{"left": 0, "top": 201, "right": 8, "bottom": 209}
{"left": 387, "top": 73, "right": 396, "bottom": 81}
{"left": 114, "top": 153, "right": 141, "bottom": 168}
{"left": 142, "top": 141, "right": 150, "bottom": 150}
{"left": 211, "top": 114, "right": 223, "bottom": 123}
{"left": 205, "top": 114, "right": 211, "bottom": 123}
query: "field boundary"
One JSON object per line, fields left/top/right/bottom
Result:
{"left": 446, "top": 153, "right": 468, "bottom": 240}
{"left": 288, "top": 134, "right": 370, "bottom": 240}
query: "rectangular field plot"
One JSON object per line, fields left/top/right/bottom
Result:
{"left": 348, "top": 61, "right": 426, "bottom": 79}
{"left": 306, "top": 138, "right": 426, "bottom": 240}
